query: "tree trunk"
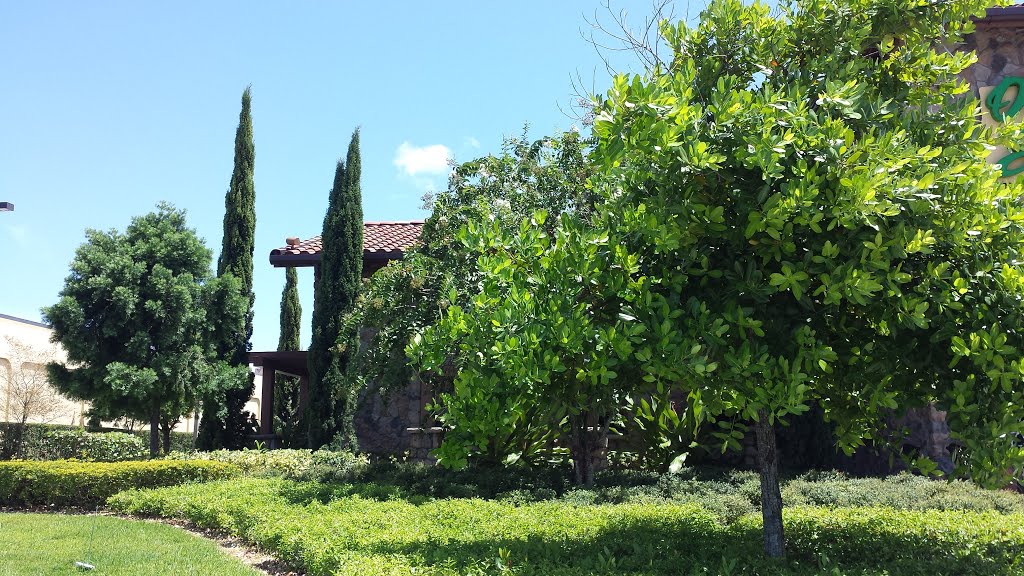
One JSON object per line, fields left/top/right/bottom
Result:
{"left": 569, "top": 415, "right": 589, "bottom": 486}
{"left": 569, "top": 412, "right": 609, "bottom": 487}
{"left": 149, "top": 403, "right": 160, "bottom": 458}
{"left": 161, "top": 420, "right": 172, "bottom": 454}
{"left": 756, "top": 408, "right": 785, "bottom": 558}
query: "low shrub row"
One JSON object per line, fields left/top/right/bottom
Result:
{"left": 0, "top": 460, "right": 238, "bottom": 508}
{"left": 165, "top": 448, "right": 368, "bottom": 481}
{"left": 31, "top": 429, "right": 148, "bottom": 462}
{"left": 0, "top": 422, "right": 194, "bottom": 461}
{"left": 109, "top": 477, "right": 1024, "bottom": 576}
{"left": 225, "top": 459, "right": 1022, "bottom": 518}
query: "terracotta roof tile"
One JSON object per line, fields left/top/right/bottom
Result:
{"left": 270, "top": 221, "right": 423, "bottom": 265}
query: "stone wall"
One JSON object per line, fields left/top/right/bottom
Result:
{"left": 961, "top": 22, "right": 1024, "bottom": 95}
{"left": 353, "top": 375, "right": 440, "bottom": 462}
{"left": 351, "top": 328, "right": 440, "bottom": 461}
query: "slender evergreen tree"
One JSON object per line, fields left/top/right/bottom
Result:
{"left": 306, "top": 128, "right": 363, "bottom": 448}
{"left": 198, "top": 86, "right": 258, "bottom": 449}
{"left": 279, "top": 267, "right": 301, "bottom": 351}
{"left": 275, "top": 267, "right": 303, "bottom": 445}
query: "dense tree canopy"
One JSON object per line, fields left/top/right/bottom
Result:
{"left": 587, "top": 0, "right": 1024, "bottom": 556}
{"left": 44, "top": 204, "right": 247, "bottom": 456}
{"left": 411, "top": 212, "right": 669, "bottom": 484}
{"left": 405, "top": 0, "right": 1024, "bottom": 559}
{"left": 351, "top": 132, "right": 594, "bottom": 397}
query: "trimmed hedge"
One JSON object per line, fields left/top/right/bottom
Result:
{"left": 165, "top": 448, "right": 368, "bottom": 481}
{"left": 0, "top": 460, "right": 239, "bottom": 508}
{"left": 33, "top": 429, "right": 148, "bottom": 462}
{"left": 110, "top": 477, "right": 1024, "bottom": 576}
{"left": 0, "top": 422, "right": 195, "bottom": 460}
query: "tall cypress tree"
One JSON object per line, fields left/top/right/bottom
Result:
{"left": 279, "top": 267, "right": 301, "bottom": 351}
{"left": 199, "top": 86, "right": 258, "bottom": 449}
{"left": 275, "top": 267, "right": 302, "bottom": 445}
{"left": 306, "top": 128, "right": 363, "bottom": 449}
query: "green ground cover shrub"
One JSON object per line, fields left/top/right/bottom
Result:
{"left": 781, "top": 470, "right": 1024, "bottom": 514}
{"left": 0, "top": 512, "right": 259, "bottom": 575}
{"left": 109, "top": 477, "right": 1024, "bottom": 576}
{"left": 262, "top": 459, "right": 1023, "bottom": 517}
{"left": 0, "top": 460, "right": 238, "bottom": 508}
{"left": 165, "top": 448, "right": 368, "bottom": 480}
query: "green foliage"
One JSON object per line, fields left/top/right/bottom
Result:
{"left": 349, "top": 131, "right": 594, "bottom": 405}
{"left": 279, "top": 267, "right": 302, "bottom": 352}
{"left": 110, "top": 476, "right": 1024, "bottom": 575}
{"left": 781, "top": 470, "right": 1024, "bottom": 514}
{"left": 200, "top": 86, "right": 259, "bottom": 450}
{"left": 586, "top": 0, "right": 1024, "bottom": 556}
{"left": 411, "top": 213, "right": 662, "bottom": 484}
{"left": 33, "top": 429, "right": 147, "bottom": 462}
{"left": 592, "top": 0, "right": 1024, "bottom": 487}
{"left": 0, "top": 513, "right": 261, "bottom": 575}
{"left": 357, "top": 133, "right": 610, "bottom": 476}
{"left": 0, "top": 460, "right": 238, "bottom": 508}
{"left": 276, "top": 267, "right": 303, "bottom": 446}
{"left": 217, "top": 85, "right": 257, "bottom": 308}
{"left": 1, "top": 423, "right": 194, "bottom": 461}
{"left": 307, "top": 129, "right": 363, "bottom": 449}
{"left": 165, "top": 448, "right": 367, "bottom": 481}
{"left": 618, "top": 392, "right": 708, "bottom": 473}
{"left": 43, "top": 204, "right": 248, "bottom": 457}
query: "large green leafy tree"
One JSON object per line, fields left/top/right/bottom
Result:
{"left": 276, "top": 267, "right": 303, "bottom": 446}
{"left": 44, "top": 204, "right": 248, "bottom": 457}
{"left": 410, "top": 212, "right": 677, "bottom": 484}
{"left": 591, "top": 0, "right": 1024, "bottom": 557}
{"left": 348, "top": 133, "right": 601, "bottom": 463}
{"left": 199, "top": 86, "right": 259, "bottom": 449}
{"left": 307, "top": 128, "right": 363, "bottom": 449}
{"left": 350, "top": 133, "right": 593, "bottom": 395}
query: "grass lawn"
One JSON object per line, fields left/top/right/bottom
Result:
{"left": 0, "top": 513, "right": 260, "bottom": 576}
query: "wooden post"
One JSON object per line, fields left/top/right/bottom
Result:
{"left": 260, "top": 362, "right": 276, "bottom": 436}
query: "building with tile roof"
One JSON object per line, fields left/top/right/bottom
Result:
{"left": 269, "top": 221, "right": 423, "bottom": 277}
{"left": 253, "top": 220, "right": 438, "bottom": 456}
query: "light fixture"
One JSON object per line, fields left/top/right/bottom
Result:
{"left": 0, "top": 202, "right": 13, "bottom": 212}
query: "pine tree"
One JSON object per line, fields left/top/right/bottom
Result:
{"left": 275, "top": 267, "right": 302, "bottom": 445}
{"left": 198, "top": 86, "right": 258, "bottom": 449}
{"left": 306, "top": 128, "right": 363, "bottom": 448}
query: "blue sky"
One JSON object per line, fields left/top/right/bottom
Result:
{"left": 0, "top": 1, "right": 697, "bottom": 351}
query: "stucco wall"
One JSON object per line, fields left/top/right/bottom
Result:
{"left": 0, "top": 314, "right": 217, "bottom": 434}
{"left": 0, "top": 315, "right": 81, "bottom": 426}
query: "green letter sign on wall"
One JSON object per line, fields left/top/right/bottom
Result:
{"left": 985, "top": 76, "right": 1024, "bottom": 177}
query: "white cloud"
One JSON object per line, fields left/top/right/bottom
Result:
{"left": 394, "top": 142, "right": 451, "bottom": 176}
{"left": 465, "top": 136, "right": 480, "bottom": 149}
